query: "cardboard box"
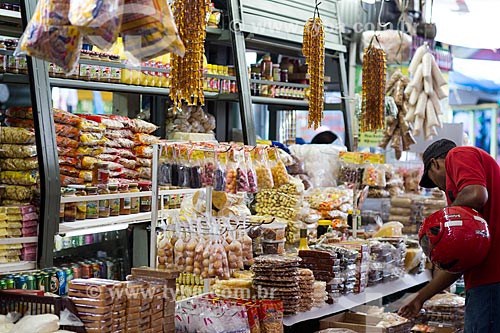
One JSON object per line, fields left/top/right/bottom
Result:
{"left": 320, "top": 313, "right": 412, "bottom": 333}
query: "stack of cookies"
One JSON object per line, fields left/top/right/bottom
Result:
{"left": 251, "top": 255, "right": 302, "bottom": 315}
{"left": 299, "top": 249, "right": 341, "bottom": 303}
{"left": 68, "top": 278, "right": 125, "bottom": 333}
{"left": 297, "top": 269, "right": 314, "bottom": 312}
{"left": 312, "top": 281, "right": 328, "bottom": 307}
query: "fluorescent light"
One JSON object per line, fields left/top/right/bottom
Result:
{"left": 62, "top": 223, "right": 130, "bottom": 237}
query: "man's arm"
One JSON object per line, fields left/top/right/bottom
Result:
{"left": 398, "top": 270, "right": 461, "bottom": 319}
{"left": 450, "top": 184, "right": 488, "bottom": 211}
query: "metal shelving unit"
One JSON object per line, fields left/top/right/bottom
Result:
{"left": 283, "top": 270, "right": 433, "bottom": 326}
{"left": 228, "top": 0, "right": 353, "bottom": 148}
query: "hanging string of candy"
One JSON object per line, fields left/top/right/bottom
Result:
{"left": 360, "top": 36, "right": 387, "bottom": 132}
{"left": 302, "top": 1, "right": 325, "bottom": 129}
{"left": 170, "top": 0, "right": 211, "bottom": 107}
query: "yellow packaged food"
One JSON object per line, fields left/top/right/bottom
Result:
{"left": 1, "top": 185, "right": 35, "bottom": 201}
{"left": 0, "top": 158, "right": 38, "bottom": 171}
{"left": 0, "top": 127, "right": 36, "bottom": 144}
{"left": 78, "top": 170, "right": 93, "bottom": 182}
{"left": 0, "top": 171, "right": 39, "bottom": 186}
{"left": 0, "top": 144, "right": 37, "bottom": 158}
{"left": 121, "top": 0, "right": 185, "bottom": 62}
{"left": 15, "top": 0, "right": 82, "bottom": 73}
{"left": 77, "top": 146, "right": 104, "bottom": 157}
{"left": 77, "top": 156, "right": 99, "bottom": 170}
{"left": 79, "top": 132, "right": 106, "bottom": 146}
{"left": 78, "top": 119, "right": 106, "bottom": 133}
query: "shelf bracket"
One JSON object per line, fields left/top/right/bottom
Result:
{"left": 228, "top": 0, "right": 256, "bottom": 146}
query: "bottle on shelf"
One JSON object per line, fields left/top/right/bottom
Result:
{"left": 97, "top": 184, "right": 110, "bottom": 218}
{"left": 68, "top": 185, "right": 87, "bottom": 221}
{"left": 139, "top": 181, "right": 152, "bottom": 212}
{"left": 62, "top": 188, "right": 77, "bottom": 223}
{"left": 108, "top": 184, "right": 120, "bottom": 216}
{"left": 129, "top": 183, "right": 140, "bottom": 214}
{"left": 119, "top": 184, "right": 131, "bottom": 215}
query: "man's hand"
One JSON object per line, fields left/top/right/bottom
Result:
{"left": 398, "top": 294, "right": 424, "bottom": 319}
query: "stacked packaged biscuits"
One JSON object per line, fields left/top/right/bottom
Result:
{"left": 297, "top": 268, "right": 314, "bottom": 312}
{"left": 127, "top": 267, "right": 179, "bottom": 333}
{"left": 123, "top": 280, "right": 151, "bottom": 333}
{"left": 10, "top": 205, "right": 38, "bottom": 261}
{"left": 68, "top": 278, "right": 125, "bottom": 333}
{"left": 251, "top": 255, "right": 301, "bottom": 315}
{"left": 298, "top": 249, "right": 341, "bottom": 303}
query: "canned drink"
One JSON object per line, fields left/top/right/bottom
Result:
{"left": 57, "top": 269, "right": 67, "bottom": 296}
{"left": 77, "top": 235, "right": 85, "bottom": 246}
{"left": 49, "top": 271, "right": 60, "bottom": 295}
{"left": 41, "top": 272, "right": 50, "bottom": 292}
{"left": 26, "top": 274, "right": 35, "bottom": 290}
{"left": 65, "top": 267, "right": 74, "bottom": 288}
{"left": 62, "top": 237, "right": 72, "bottom": 249}
{"left": 81, "top": 263, "right": 91, "bottom": 279}
{"left": 0, "top": 280, "right": 6, "bottom": 289}
{"left": 92, "top": 262, "right": 101, "bottom": 278}
{"left": 15, "top": 275, "right": 27, "bottom": 289}
{"left": 5, "top": 277, "right": 14, "bottom": 289}
{"left": 72, "top": 264, "right": 81, "bottom": 279}
{"left": 33, "top": 273, "right": 42, "bottom": 291}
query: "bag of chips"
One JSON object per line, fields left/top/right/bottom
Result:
{"left": 121, "top": 0, "right": 185, "bottom": 63}
{"left": 15, "top": 0, "right": 83, "bottom": 73}
{"left": 69, "top": 0, "right": 123, "bottom": 51}
{"left": 0, "top": 127, "right": 36, "bottom": 144}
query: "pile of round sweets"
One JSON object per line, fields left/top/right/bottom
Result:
{"left": 271, "top": 161, "right": 289, "bottom": 188}
{"left": 225, "top": 168, "right": 237, "bottom": 194}
{"left": 157, "top": 235, "right": 176, "bottom": 270}
{"left": 208, "top": 242, "right": 230, "bottom": 279}
{"left": 225, "top": 237, "right": 244, "bottom": 270}
{"left": 256, "top": 165, "right": 274, "bottom": 189}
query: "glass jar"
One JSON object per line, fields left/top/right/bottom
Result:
{"left": 69, "top": 185, "right": 87, "bottom": 220}
{"left": 88, "top": 52, "right": 100, "bottom": 81}
{"left": 79, "top": 50, "right": 90, "bottom": 81}
{"left": 138, "top": 181, "right": 152, "bottom": 212}
{"left": 280, "top": 69, "right": 288, "bottom": 83}
{"left": 129, "top": 183, "right": 140, "bottom": 214}
{"left": 108, "top": 184, "right": 120, "bottom": 216}
{"left": 272, "top": 64, "right": 281, "bottom": 82}
{"left": 98, "top": 184, "right": 110, "bottom": 218}
{"left": 63, "top": 188, "right": 77, "bottom": 223}
{"left": 85, "top": 186, "right": 99, "bottom": 219}
{"left": 260, "top": 55, "right": 273, "bottom": 80}
{"left": 119, "top": 184, "right": 131, "bottom": 215}
{"left": 109, "top": 55, "right": 121, "bottom": 83}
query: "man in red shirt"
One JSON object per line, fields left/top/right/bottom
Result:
{"left": 399, "top": 139, "right": 500, "bottom": 332}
